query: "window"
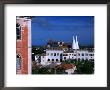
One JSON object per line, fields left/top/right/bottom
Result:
{"left": 48, "top": 59, "right": 50, "bottom": 61}
{"left": 57, "top": 53, "right": 59, "bottom": 56}
{"left": 16, "top": 54, "right": 21, "bottom": 70}
{"left": 56, "top": 59, "right": 58, "bottom": 61}
{"left": 74, "top": 54, "right": 76, "bottom": 56}
{"left": 89, "top": 54, "right": 93, "bottom": 56}
{"left": 64, "top": 57, "right": 66, "bottom": 59}
{"left": 54, "top": 53, "right": 56, "bottom": 56}
{"left": 16, "top": 23, "right": 21, "bottom": 40}
{"left": 63, "top": 54, "right": 68, "bottom": 56}
{"left": 69, "top": 54, "right": 71, "bottom": 55}
{"left": 82, "top": 53, "right": 84, "bottom": 56}
{"left": 52, "top": 59, "right": 54, "bottom": 61}
{"left": 60, "top": 59, "right": 62, "bottom": 62}
{"left": 51, "top": 53, "right": 53, "bottom": 56}
{"left": 60, "top": 54, "right": 62, "bottom": 56}
{"left": 85, "top": 54, "right": 88, "bottom": 56}
{"left": 78, "top": 53, "right": 80, "bottom": 56}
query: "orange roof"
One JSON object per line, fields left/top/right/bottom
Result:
{"left": 62, "top": 64, "right": 75, "bottom": 70}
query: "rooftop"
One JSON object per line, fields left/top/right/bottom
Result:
{"left": 63, "top": 50, "right": 74, "bottom": 53}
{"left": 62, "top": 64, "right": 76, "bottom": 70}
{"left": 46, "top": 47, "right": 63, "bottom": 50}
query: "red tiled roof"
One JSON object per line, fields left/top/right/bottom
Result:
{"left": 62, "top": 64, "right": 75, "bottom": 70}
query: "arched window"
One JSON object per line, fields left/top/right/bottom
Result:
{"left": 16, "top": 23, "right": 21, "bottom": 40}
{"left": 56, "top": 59, "right": 58, "bottom": 61}
{"left": 52, "top": 59, "right": 54, "bottom": 61}
{"left": 48, "top": 59, "right": 50, "bottom": 61}
{"left": 16, "top": 54, "right": 21, "bottom": 70}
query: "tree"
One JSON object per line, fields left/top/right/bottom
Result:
{"left": 81, "top": 60, "right": 94, "bottom": 74}
{"left": 76, "top": 59, "right": 94, "bottom": 74}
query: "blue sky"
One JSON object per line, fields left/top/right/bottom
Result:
{"left": 32, "top": 16, "right": 94, "bottom": 46}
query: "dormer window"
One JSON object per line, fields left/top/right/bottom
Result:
{"left": 16, "top": 23, "right": 21, "bottom": 40}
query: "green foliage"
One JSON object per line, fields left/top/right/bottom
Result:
{"left": 56, "top": 67, "right": 65, "bottom": 74}
{"left": 32, "top": 65, "right": 66, "bottom": 74}
{"left": 32, "top": 59, "right": 94, "bottom": 74}
{"left": 76, "top": 59, "right": 94, "bottom": 74}
{"left": 32, "top": 46, "right": 45, "bottom": 55}
{"left": 37, "top": 67, "right": 49, "bottom": 74}
{"left": 61, "top": 59, "right": 94, "bottom": 74}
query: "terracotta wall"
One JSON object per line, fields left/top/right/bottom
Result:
{"left": 16, "top": 26, "right": 28, "bottom": 74}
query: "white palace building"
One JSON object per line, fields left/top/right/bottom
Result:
{"left": 35, "top": 36, "right": 94, "bottom": 65}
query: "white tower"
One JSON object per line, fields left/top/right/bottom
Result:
{"left": 72, "top": 35, "right": 79, "bottom": 49}
{"left": 72, "top": 36, "right": 76, "bottom": 49}
{"left": 75, "top": 36, "right": 79, "bottom": 49}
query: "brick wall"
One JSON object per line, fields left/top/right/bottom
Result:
{"left": 16, "top": 26, "right": 29, "bottom": 74}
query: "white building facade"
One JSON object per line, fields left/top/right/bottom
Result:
{"left": 38, "top": 49, "right": 94, "bottom": 65}
{"left": 62, "top": 50, "right": 94, "bottom": 60}
{"left": 35, "top": 35, "right": 94, "bottom": 65}
{"left": 40, "top": 49, "right": 63, "bottom": 65}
